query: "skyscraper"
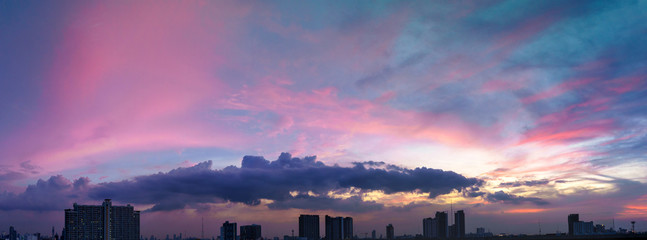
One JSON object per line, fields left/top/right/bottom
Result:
{"left": 343, "top": 217, "right": 353, "bottom": 240}
{"left": 371, "top": 230, "right": 376, "bottom": 240}
{"left": 435, "top": 211, "right": 448, "bottom": 239}
{"left": 221, "top": 221, "right": 237, "bottom": 240}
{"left": 448, "top": 225, "right": 456, "bottom": 239}
{"left": 241, "top": 224, "right": 262, "bottom": 240}
{"left": 64, "top": 199, "right": 140, "bottom": 240}
{"left": 325, "top": 216, "right": 342, "bottom": 240}
{"left": 9, "top": 226, "right": 17, "bottom": 240}
{"left": 423, "top": 218, "right": 433, "bottom": 238}
{"left": 299, "top": 214, "right": 320, "bottom": 240}
{"left": 325, "top": 216, "right": 353, "bottom": 240}
{"left": 385, "top": 224, "right": 393, "bottom": 240}
{"left": 454, "top": 210, "right": 465, "bottom": 238}
{"left": 568, "top": 214, "right": 579, "bottom": 236}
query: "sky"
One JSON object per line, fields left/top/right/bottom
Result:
{"left": 1, "top": 0, "right": 647, "bottom": 238}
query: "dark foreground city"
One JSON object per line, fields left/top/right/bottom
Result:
{"left": 2, "top": 200, "right": 645, "bottom": 240}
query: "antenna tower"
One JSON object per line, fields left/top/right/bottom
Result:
{"left": 450, "top": 200, "right": 454, "bottom": 226}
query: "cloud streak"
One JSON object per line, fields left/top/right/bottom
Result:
{"left": 485, "top": 191, "right": 549, "bottom": 206}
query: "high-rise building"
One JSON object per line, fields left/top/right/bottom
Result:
{"left": 343, "top": 217, "right": 353, "bottom": 240}
{"left": 454, "top": 210, "right": 465, "bottom": 238}
{"left": 221, "top": 221, "right": 237, "bottom": 240}
{"left": 241, "top": 224, "right": 262, "bottom": 240}
{"left": 568, "top": 214, "right": 579, "bottom": 236}
{"left": 325, "top": 216, "right": 342, "bottom": 240}
{"left": 325, "top": 216, "right": 353, "bottom": 240}
{"left": 9, "top": 226, "right": 17, "bottom": 240}
{"left": 64, "top": 199, "right": 140, "bottom": 240}
{"left": 435, "top": 211, "right": 448, "bottom": 239}
{"left": 299, "top": 215, "right": 320, "bottom": 240}
{"left": 573, "top": 221, "right": 593, "bottom": 235}
{"left": 423, "top": 218, "right": 433, "bottom": 238}
{"left": 371, "top": 230, "right": 376, "bottom": 240}
{"left": 448, "top": 225, "right": 456, "bottom": 239}
{"left": 385, "top": 224, "right": 393, "bottom": 240}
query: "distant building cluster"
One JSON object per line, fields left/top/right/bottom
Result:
{"left": 422, "top": 210, "right": 464, "bottom": 239}
{"left": 325, "top": 216, "right": 353, "bottom": 240}
{"left": 0, "top": 226, "right": 57, "bottom": 240}
{"left": 4, "top": 204, "right": 646, "bottom": 240}
{"left": 295, "top": 215, "right": 354, "bottom": 240}
{"left": 63, "top": 199, "right": 140, "bottom": 240}
{"left": 219, "top": 222, "right": 263, "bottom": 240}
{"left": 567, "top": 213, "right": 630, "bottom": 236}
{"left": 241, "top": 224, "right": 262, "bottom": 240}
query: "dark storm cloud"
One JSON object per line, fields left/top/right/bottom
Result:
{"left": 462, "top": 186, "right": 486, "bottom": 198}
{"left": 352, "top": 161, "right": 386, "bottom": 168}
{"left": 84, "top": 153, "right": 481, "bottom": 212}
{"left": 0, "top": 175, "right": 87, "bottom": 211}
{"left": 0, "top": 153, "right": 481, "bottom": 212}
{"left": 485, "top": 191, "right": 549, "bottom": 206}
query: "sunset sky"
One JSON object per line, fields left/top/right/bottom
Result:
{"left": 1, "top": 0, "right": 646, "bottom": 238}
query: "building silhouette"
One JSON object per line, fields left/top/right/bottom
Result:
{"left": 221, "top": 221, "right": 237, "bottom": 240}
{"left": 476, "top": 228, "right": 485, "bottom": 236}
{"left": 454, "top": 210, "right": 465, "bottom": 238}
{"left": 325, "top": 216, "right": 353, "bottom": 240}
{"left": 343, "top": 217, "right": 353, "bottom": 240}
{"left": 386, "top": 224, "right": 394, "bottom": 240}
{"left": 9, "top": 226, "right": 17, "bottom": 240}
{"left": 568, "top": 214, "right": 579, "bottom": 236}
{"left": 241, "top": 224, "right": 262, "bottom": 240}
{"left": 574, "top": 221, "right": 594, "bottom": 235}
{"left": 423, "top": 218, "right": 434, "bottom": 238}
{"left": 371, "top": 230, "right": 376, "bottom": 240}
{"left": 423, "top": 210, "right": 459, "bottom": 239}
{"left": 435, "top": 212, "right": 448, "bottom": 238}
{"left": 64, "top": 199, "right": 140, "bottom": 240}
{"left": 299, "top": 214, "right": 320, "bottom": 240}
{"left": 325, "top": 216, "right": 341, "bottom": 240}
{"left": 449, "top": 225, "right": 457, "bottom": 239}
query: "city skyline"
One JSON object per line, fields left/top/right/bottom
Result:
{"left": 1, "top": 199, "right": 645, "bottom": 240}
{"left": 1, "top": 0, "right": 647, "bottom": 238}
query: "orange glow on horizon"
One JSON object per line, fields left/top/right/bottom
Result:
{"left": 506, "top": 208, "right": 548, "bottom": 214}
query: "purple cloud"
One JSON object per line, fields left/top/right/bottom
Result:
{"left": 88, "top": 153, "right": 481, "bottom": 212}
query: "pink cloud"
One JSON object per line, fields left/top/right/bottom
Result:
{"left": 0, "top": 2, "right": 254, "bottom": 176}
{"left": 522, "top": 77, "right": 598, "bottom": 104}
{"left": 605, "top": 75, "right": 645, "bottom": 94}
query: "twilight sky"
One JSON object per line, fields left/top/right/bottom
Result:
{"left": 1, "top": 0, "right": 647, "bottom": 238}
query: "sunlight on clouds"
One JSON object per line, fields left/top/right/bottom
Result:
{"left": 505, "top": 208, "right": 548, "bottom": 214}
{"left": 361, "top": 189, "right": 474, "bottom": 207}
{"left": 378, "top": 143, "right": 502, "bottom": 177}
{"left": 619, "top": 195, "right": 647, "bottom": 217}
{"left": 599, "top": 161, "right": 647, "bottom": 183}
{"left": 554, "top": 179, "right": 615, "bottom": 195}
